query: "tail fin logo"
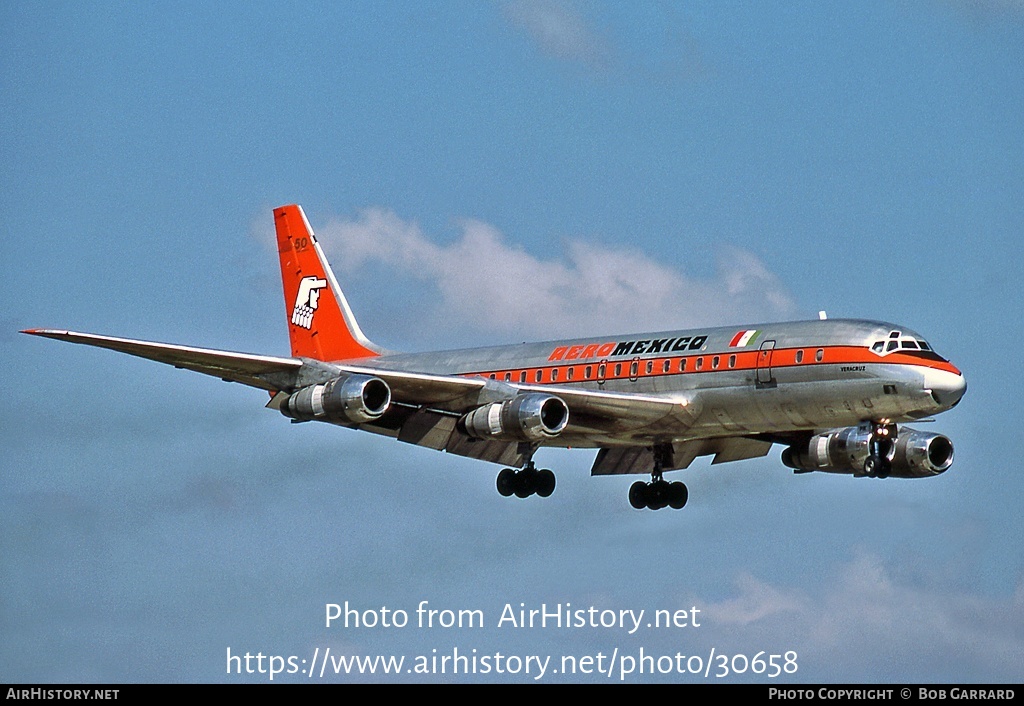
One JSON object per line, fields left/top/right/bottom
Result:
{"left": 291, "top": 276, "right": 328, "bottom": 329}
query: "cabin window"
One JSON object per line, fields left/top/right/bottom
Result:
{"left": 598, "top": 363, "right": 606, "bottom": 379}
{"left": 796, "top": 350, "right": 804, "bottom": 363}
{"left": 696, "top": 357, "right": 704, "bottom": 370}
{"left": 489, "top": 373, "right": 496, "bottom": 379}
{"left": 504, "top": 372, "right": 512, "bottom": 382}
{"left": 520, "top": 371, "right": 527, "bottom": 383}
{"left": 646, "top": 360, "right": 653, "bottom": 374}
{"left": 816, "top": 348, "right": 824, "bottom": 362}
{"left": 630, "top": 361, "right": 638, "bottom": 377}
{"left": 566, "top": 367, "right": 574, "bottom": 381}
{"left": 663, "top": 360, "right": 671, "bottom": 373}
{"left": 679, "top": 359, "right": 687, "bottom": 372}
{"left": 729, "top": 355, "right": 736, "bottom": 368}
{"left": 614, "top": 363, "right": 622, "bottom": 377}
{"left": 712, "top": 356, "right": 720, "bottom": 369}
{"left": 551, "top": 368, "right": 559, "bottom": 381}
{"left": 585, "top": 365, "right": 593, "bottom": 379}
{"left": 535, "top": 370, "right": 543, "bottom": 383}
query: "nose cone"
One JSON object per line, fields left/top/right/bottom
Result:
{"left": 924, "top": 368, "right": 967, "bottom": 409}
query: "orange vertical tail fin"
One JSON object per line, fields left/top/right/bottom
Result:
{"left": 274, "top": 204, "right": 383, "bottom": 361}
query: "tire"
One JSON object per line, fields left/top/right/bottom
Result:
{"left": 648, "top": 481, "right": 669, "bottom": 510}
{"left": 496, "top": 468, "right": 516, "bottom": 497}
{"left": 629, "top": 481, "right": 648, "bottom": 509}
{"left": 876, "top": 459, "right": 892, "bottom": 479}
{"left": 668, "top": 481, "right": 688, "bottom": 509}
{"left": 514, "top": 470, "right": 534, "bottom": 498}
{"left": 536, "top": 469, "right": 556, "bottom": 497}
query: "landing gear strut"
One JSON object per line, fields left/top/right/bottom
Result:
{"left": 628, "top": 445, "right": 688, "bottom": 511}
{"left": 863, "top": 422, "right": 897, "bottom": 478}
{"left": 496, "top": 445, "right": 555, "bottom": 499}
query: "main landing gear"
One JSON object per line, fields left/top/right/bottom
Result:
{"left": 496, "top": 443, "right": 556, "bottom": 499}
{"left": 496, "top": 461, "right": 556, "bottom": 499}
{"left": 629, "top": 446, "right": 688, "bottom": 511}
{"left": 863, "top": 422, "right": 897, "bottom": 479}
{"left": 629, "top": 476, "right": 688, "bottom": 511}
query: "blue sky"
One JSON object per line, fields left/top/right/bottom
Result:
{"left": 2, "top": 1, "right": 1023, "bottom": 683}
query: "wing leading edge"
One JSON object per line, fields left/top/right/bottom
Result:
{"left": 21, "top": 329, "right": 303, "bottom": 391}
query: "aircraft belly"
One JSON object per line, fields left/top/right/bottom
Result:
{"left": 683, "top": 376, "right": 915, "bottom": 437}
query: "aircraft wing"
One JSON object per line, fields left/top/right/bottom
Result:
{"left": 328, "top": 363, "right": 698, "bottom": 433}
{"left": 21, "top": 329, "right": 302, "bottom": 391}
{"left": 330, "top": 363, "right": 490, "bottom": 408}
{"left": 325, "top": 364, "right": 703, "bottom": 468}
{"left": 22, "top": 331, "right": 695, "bottom": 422}
{"left": 23, "top": 329, "right": 707, "bottom": 469}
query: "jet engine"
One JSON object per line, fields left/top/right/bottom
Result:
{"left": 458, "top": 393, "right": 569, "bottom": 441}
{"left": 782, "top": 425, "right": 954, "bottom": 478}
{"left": 280, "top": 374, "right": 391, "bottom": 424}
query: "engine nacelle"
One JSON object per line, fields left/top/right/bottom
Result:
{"left": 458, "top": 393, "right": 569, "bottom": 442}
{"left": 281, "top": 374, "right": 391, "bottom": 424}
{"left": 782, "top": 425, "right": 954, "bottom": 478}
{"left": 893, "top": 429, "right": 955, "bottom": 476}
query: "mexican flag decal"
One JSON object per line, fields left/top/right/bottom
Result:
{"left": 729, "top": 329, "right": 760, "bottom": 347}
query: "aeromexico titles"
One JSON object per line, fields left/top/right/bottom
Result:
{"left": 23, "top": 205, "right": 967, "bottom": 510}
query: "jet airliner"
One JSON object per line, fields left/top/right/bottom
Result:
{"left": 23, "top": 205, "right": 967, "bottom": 510}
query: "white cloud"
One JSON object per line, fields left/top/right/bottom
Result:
{"left": 315, "top": 207, "right": 796, "bottom": 341}
{"left": 502, "top": 0, "right": 608, "bottom": 67}
{"left": 703, "top": 572, "right": 805, "bottom": 626}
{"left": 700, "top": 550, "right": 1024, "bottom": 679}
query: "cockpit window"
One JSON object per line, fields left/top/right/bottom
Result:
{"left": 871, "top": 334, "right": 940, "bottom": 359}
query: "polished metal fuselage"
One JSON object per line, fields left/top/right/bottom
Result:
{"left": 358, "top": 318, "right": 965, "bottom": 448}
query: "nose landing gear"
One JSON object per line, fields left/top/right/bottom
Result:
{"left": 863, "top": 422, "right": 897, "bottom": 478}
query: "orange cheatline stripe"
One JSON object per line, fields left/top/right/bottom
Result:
{"left": 458, "top": 345, "right": 961, "bottom": 383}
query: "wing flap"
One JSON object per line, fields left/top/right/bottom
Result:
{"left": 591, "top": 436, "right": 774, "bottom": 476}
{"left": 396, "top": 408, "right": 458, "bottom": 450}
{"left": 321, "top": 405, "right": 523, "bottom": 467}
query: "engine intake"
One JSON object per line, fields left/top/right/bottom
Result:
{"left": 458, "top": 393, "right": 569, "bottom": 441}
{"left": 782, "top": 425, "right": 953, "bottom": 478}
{"left": 281, "top": 374, "right": 391, "bottom": 424}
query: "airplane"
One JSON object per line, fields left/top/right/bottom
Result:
{"left": 22, "top": 204, "right": 967, "bottom": 510}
